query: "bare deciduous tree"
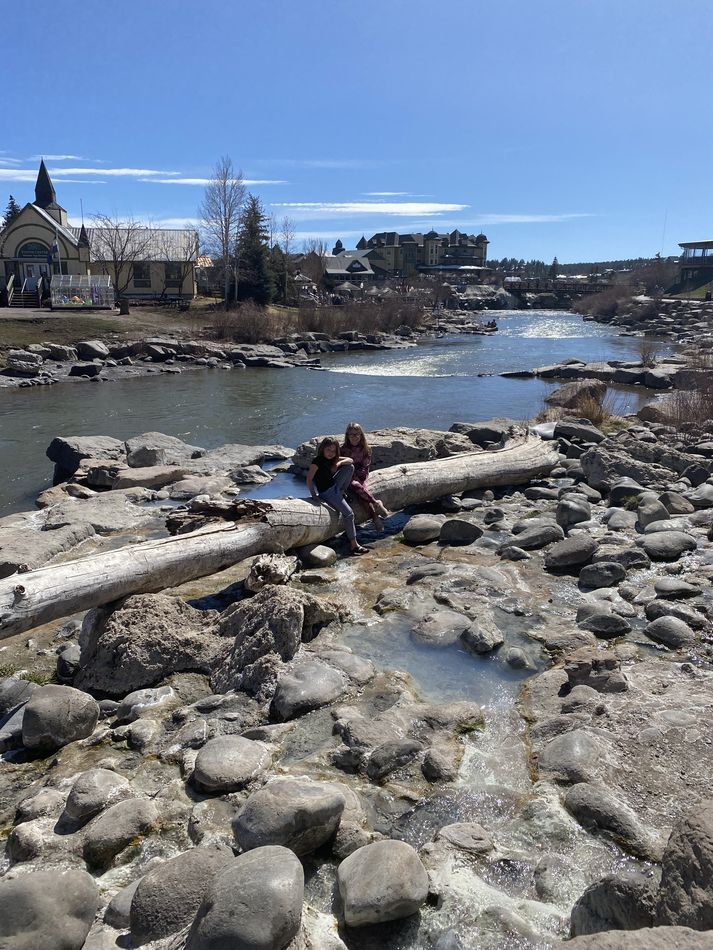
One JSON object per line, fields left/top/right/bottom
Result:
{"left": 199, "top": 156, "right": 245, "bottom": 308}
{"left": 279, "top": 215, "right": 296, "bottom": 304}
{"left": 90, "top": 214, "right": 155, "bottom": 298}
{"left": 300, "top": 237, "right": 328, "bottom": 289}
{"left": 157, "top": 229, "right": 200, "bottom": 301}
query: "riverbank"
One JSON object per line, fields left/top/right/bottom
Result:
{"left": 1, "top": 417, "right": 712, "bottom": 948}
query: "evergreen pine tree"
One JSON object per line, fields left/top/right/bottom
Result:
{"left": 237, "top": 194, "right": 275, "bottom": 305}
{"left": 549, "top": 256, "right": 559, "bottom": 280}
{"left": 2, "top": 195, "right": 21, "bottom": 229}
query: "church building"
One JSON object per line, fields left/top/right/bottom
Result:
{"left": 0, "top": 162, "right": 198, "bottom": 307}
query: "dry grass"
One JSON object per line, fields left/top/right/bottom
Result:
{"left": 206, "top": 299, "right": 425, "bottom": 344}
{"left": 638, "top": 337, "right": 660, "bottom": 367}
{"left": 533, "top": 388, "right": 629, "bottom": 433}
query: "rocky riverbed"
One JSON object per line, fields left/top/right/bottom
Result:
{"left": 0, "top": 331, "right": 419, "bottom": 390}
{"left": 1, "top": 418, "right": 713, "bottom": 949}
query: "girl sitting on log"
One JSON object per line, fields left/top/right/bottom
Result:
{"left": 306, "top": 437, "right": 368, "bottom": 555}
{"left": 341, "top": 422, "right": 389, "bottom": 532}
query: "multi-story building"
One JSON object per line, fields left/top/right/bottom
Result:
{"left": 356, "top": 229, "right": 490, "bottom": 276}
{"left": 678, "top": 240, "right": 713, "bottom": 289}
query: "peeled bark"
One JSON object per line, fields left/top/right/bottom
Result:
{"left": 0, "top": 434, "right": 558, "bottom": 638}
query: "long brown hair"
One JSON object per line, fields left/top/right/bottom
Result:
{"left": 343, "top": 421, "right": 370, "bottom": 455}
{"left": 317, "top": 436, "right": 341, "bottom": 461}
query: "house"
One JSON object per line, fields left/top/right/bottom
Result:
{"left": 678, "top": 240, "right": 713, "bottom": 289}
{"left": 0, "top": 161, "right": 198, "bottom": 307}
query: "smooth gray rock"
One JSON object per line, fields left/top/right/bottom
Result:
{"left": 83, "top": 799, "right": 159, "bottom": 869}
{"left": 645, "top": 600, "right": 708, "bottom": 629}
{"left": 403, "top": 513, "right": 445, "bottom": 544}
{"left": 654, "top": 577, "right": 702, "bottom": 599}
{"left": 64, "top": 768, "right": 131, "bottom": 823}
{"left": 0, "top": 703, "right": 28, "bottom": 752}
{"left": 130, "top": 845, "right": 233, "bottom": 943}
{"left": 22, "top": 684, "right": 99, "bottom": 754}
{"left": 271, "top": 660, "right": 347, "bottom": 720}
{"left": 657, "top": 801, "right": 713, "bottom": 929}
{"left": 557, "top": 496, "right": 592, "bottom": 529}
{"left": 105, "top": 878, "right": 142, "bottom": 929}
{"left": 367, "top": 738, "right": 424, "bottom": 781}
{"left": 0, "top": 869, "right": 99, "bottom": 950}
{"left": 15, "top": 787, "right": 65, "bottom": 823}
{"left": 545, "top": 536, "right": 598, "bottom": 571}
{"left": 554, "top": 419, "right": 606, "bottom": 444}
{"left": 644, "top": 616, "right": 697, "bottom": 649}
{"left": 185, "top": 847, "right": 304, "bottom": 950}
{"left": 660, "top": 491, "right": 696, "bottom": 515}
{"left": 642, "top": 531, "right": 698, "bottom": 561}
{"left": 233, "top": 778, "right": 345, "bottom": 855}
{"left": 192, "top": 736, "right": 270, "bottom": 793}
{"left": 605, "top": 508, "right": 638, "bottom": 531}
{"left": 507, "top": 523, "right": 565, "bottom": 551}
{"left": 439, "top": 517, "right": 483, "bottom": 545}
{"left": 56, "top": 643, "right": 81, "bottom": 682}
{"left": 537, "top": 729, "right": 602, "bottom": 783}
{"left": 294, "top": 426, "right": 474, "bottom": 471}
{"left": 412, "top": 609, "right": 471, "bottom": 646}
{"left": 436, "top": 821, "right": 494, "bottom": 854}
{"left": 299, "top": 544, "right": 337, "bottom": 567}
{"left": 114, "top": 685, "right": 176, "bottom": 723}
{"left": 637, "top": 499, "right": 670, "bottom": 528}
{"left": 579, "top": 562, "right": 626, "bottom": 590}
{"left": 565, "top": 783, "right": 659, "bottom": 859}
{"left": 686, "top": 483, "right": 713, "bottom": 509}
{"left": 0, "top": 676, "right": 37, "bottom": 717}
{"left": 608, "top": 478, "right": 647, "bottom": 507}
{"left": 337, "top": 839, "right": 429, "bottom": 926}
{"left": 570, "top": 873, "right": 657, "bottom": 936}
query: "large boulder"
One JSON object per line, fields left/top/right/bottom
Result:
{"left": 211, "top": 586, "right": 343, "bottom": 695}
{"left": 403, "top": 514, "right": 446, "bottom": 544}
{"left": 233, "top": 778, "right": 346, "bottom": 855}
{"left": 125, "top": 431, "right": 204, "bottom": 467}
{"left": 46, "top": 435, "right": 126, "bottom": 477}
{"left": 642, "top": 531, "right": 698, "bottom": 562}
{"left": 554, "top": 418, "right": 606, "bottom": 444}
{"left": 130, "top": 845, "right": 233, "bottom": 944}
{"left": 657, "top": 801, "right": 713, "bottom": 929}
{"left": 22, "top": 684, "right": 99, "bottom": 753}
{"left": 644, "top": 616, "right": 697, "bottom": 649}
{"left": 185, "top": 847, "right": 304, "bottom": 950}
{"left": 565, "top": 783, "right": 659, "bottom": 859}
{"left": 293, "top": 427, "right": 475, "bottom": 471}
{"left": 0, "top": 869, "right": 99, "bottom": 950}
{"left": 337, "top": 839, "right": 429, "bottom": 926}
{"left": 75, "top": 594, "right": 222, "bottom": 697}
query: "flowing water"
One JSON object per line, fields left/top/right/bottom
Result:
{"left": 0, "top": 311, "right": 662, "bottom": 515}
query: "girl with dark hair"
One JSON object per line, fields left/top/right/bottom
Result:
{"left": 341, "top": 422, "right": 389, "bottom": 532}
{"left": 306, "top": 437, "right": 368, "bottom": 554}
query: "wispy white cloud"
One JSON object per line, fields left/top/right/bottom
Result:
{"left": 139, "top": 177, "right": 288, "bottom": 186}
{"left": 29, "top": 154, "right": 85, "bottom": 161}
{"left": 273, "top": 201, "right": 469, "bottom": 218}
{"left": 0, "top": 167, "right": 181, "bottom": 183}
{"left": 461, "top": 213, "right": 594, "bottom": 225}
{"left": 363, "top": 191, "right": 413, "bottom": 197}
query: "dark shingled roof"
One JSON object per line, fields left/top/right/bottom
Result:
{"left": 34, "top": 160, "right": 58, "bottom": 209}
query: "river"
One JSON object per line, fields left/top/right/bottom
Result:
{"left": 0, "top": 311, "right": 660, "bottom": 515}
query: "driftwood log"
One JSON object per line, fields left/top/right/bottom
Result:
{"left": 0, "top": 434, "right": 559, "bottom": 638}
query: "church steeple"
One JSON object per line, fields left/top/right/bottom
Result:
{"left": 35, "top": 159, "right": 57, "bottom": 209}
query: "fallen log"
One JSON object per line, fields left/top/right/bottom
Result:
{"left": 0, "top": 433, "right": 558, "bottom": 638}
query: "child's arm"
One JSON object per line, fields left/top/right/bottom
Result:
{"left": 306, "top": 464, "right": 319, "bottom": 499}
{"left": 335, "top": 456, "right": 353, "bottom": 468}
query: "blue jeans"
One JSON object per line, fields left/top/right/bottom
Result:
{"left": 319, "top": 464, "right": 357, "bottom": 542}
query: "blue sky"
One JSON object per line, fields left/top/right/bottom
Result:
{"left": 2, "top": 0, "right": 711, "bottom": 262}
